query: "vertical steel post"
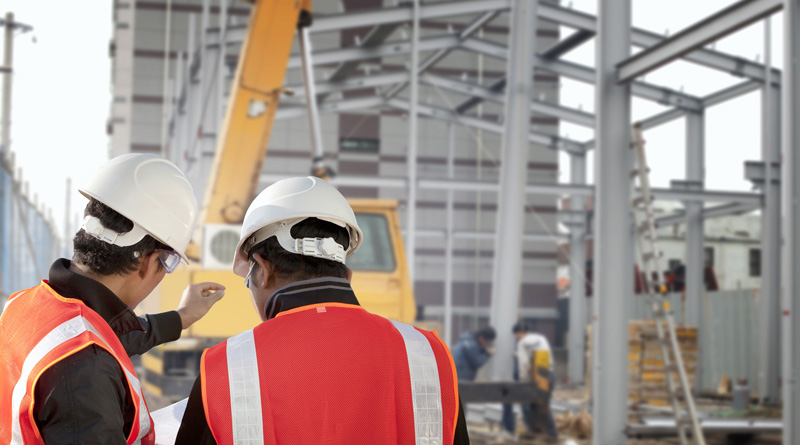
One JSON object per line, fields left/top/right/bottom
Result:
{"left": 593, "top": 0, "right": 632, "bottom": 442}
{"left": 160, "top": 0, "right": 173, "bottom": 157}
{"left": 217, "top": 0, "right": 228, "bottom": 129}
{"left": 184, "top": 13, "right": 196, "bottom": 171}
{"left": 299, "top": 27, "right": 326, "bottom": 172}
{"left": 759, "top": 16, "right": 781, "bottom": 404}
{"left": 488, "top": 0, "right": 538, "bottom": 381}
{"left": 444, "top": 123, "right": 456, "bottom": 345}
{"left": 405, "top": 0, "right": 420, "bottom": 284}
{"left": 1, "top": 12, "right": 14, "bottom": 296}
{"left": 685, "top": 111, "right": 705, "bottom": 396}
{"left": 782, "top": 1, "right": 800, "bottom": 442}
{"left": 568, "top": 153, "right": 587, "bottom": 385}
{"left": 63, "top": 178, "right": 71, "bottom": 259}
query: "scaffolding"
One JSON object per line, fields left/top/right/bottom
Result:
{"left": 145, "top": 0, "right": 795, "bottom": 443}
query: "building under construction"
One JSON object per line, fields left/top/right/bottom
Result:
{"left": 2, "top": 0, "right": 799, "bottom": 443}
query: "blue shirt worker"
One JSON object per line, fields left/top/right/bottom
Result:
{"left": 452, "top": 326, "right": 496, "bottom": 381}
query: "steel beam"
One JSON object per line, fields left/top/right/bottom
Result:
{"left": 684, "top": 112, "right": 705, "bottom": 396}
{"left": 568, "top": 153, "right": 588, "bottom": 385}
{"left": 384, "top": 10, "right": 499, "bottom": 100}
{"left": 488, "top": 0, "right": 538, "bottom": 382}
{"left": 759, "top": 16, "right": 781, "bottom": 404}
{"left": 653, "top": 202, "right": 758, "bottom": 228}
{"left": 317, "top": 23, "right": 400, "bottom": 102}
{"left": 420, "top": 73, "right": 595, "bottom": 127}
{"left": 592, "top": 1, "right": 632, "bottom": 443}
{"left": 536, "top": 1, "right": 782, "bottom": 84}
{"left": 703, "top": 80, "right": 763, "bottom": 107}
{"left": 783, "top": 1, "right": 800, "bottom": 442}
{"left": 444, "top": 124, "right": 455, "bottom": 345}
{"left": 275, "top": 96, "right": 384, "bottom": 120}
{"left": 406, "top": 0, "right": 420, "bottom": 284}
{"left": 386, "top": 98, "right": 587, "bottom": 154}
{"left": 540, "top": 29, "right": 595, "bottom": 60}
{"left": 617, "top": 0, "right": 782, "bottom": 83}
{"left": 458, "top": 38, "right": 704, "bottom": 111}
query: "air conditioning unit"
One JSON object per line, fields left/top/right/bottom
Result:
{"left": 202, "top": 224, "right": 242, "bottom": 269}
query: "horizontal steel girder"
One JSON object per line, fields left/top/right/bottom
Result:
{"left": 617, "top": 0, "right": 782, "bottom": 82}
{"left": 536, "top": 1, "right": 781, "bottom": 83}
{"left": 259, "top": 173, "right": 763, "bottom": 205}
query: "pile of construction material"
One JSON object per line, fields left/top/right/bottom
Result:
{"left": 586, "top": 321, "right": 698, "bottom": 406}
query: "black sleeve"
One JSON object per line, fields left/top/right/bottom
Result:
{"left": 453, "top": 398, "right": 470, "bottom": 444}
{"left": 119, "top": 311, "right": 183, "bottom": 357}
{"left": 34, "top": 345, "right": 133, "bottom": 445}
{"left": 175, "top": 375, "right": 216, "bottom": 445}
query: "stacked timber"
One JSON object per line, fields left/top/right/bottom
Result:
{"left": 585, "top": 321, "right": 698, "bottom": 406}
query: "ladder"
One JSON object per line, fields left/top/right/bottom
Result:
{"left": 629, "top": 123, "right": 706, "bottom": 445}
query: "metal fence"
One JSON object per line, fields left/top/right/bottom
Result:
{"left": 628, "top": 289, "right": 762, "bottom": 395}
{"left": 0, "top": 154, "right": 61, "bottom": 310}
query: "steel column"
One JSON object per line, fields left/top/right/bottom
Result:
{"left": 592, "top": 1, "right": 632, "bottom": 443}
{"left": 684, "top": 111, "right": 705, "bottom": 398}
{"left": 488, "top": 0, "right": 537, "bottom": 381}
{"left": 759, "top": 17, "right": 781, "bottom": 404}
{"left": 444, "top": 123, "right": 455, "bottom": 346}
{"left": 0, "top": 12, "right": 13, "bottom": 296}
{"left": 568, "top": 153, "right": 587, "bottom": 385}
{"left": 217, "top": 0, "right": 228, "bottom": 127}
{"left": 299, "top": 27, "right": 327, "bottom": 175}
{"left": 405, "top": 0, "right": 420, "bottom": 284}
{"left": 783, "top": 1, "right": 800, "bottom": 442}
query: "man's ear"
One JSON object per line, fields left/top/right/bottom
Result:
{"left": 252, "top": 253, "right": 273, "bottom": 289}
{"left": 345, "top": 267, "right": 353, "bottom": 282}
{"left": 138, "top": 251, "right": 161, "bottom": 279}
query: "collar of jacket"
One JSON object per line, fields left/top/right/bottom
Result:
{"left": 47, "top": 259, "right": 145, "bottom": 337}
{"left": 263, "top": 276, "right": 360, "bottom": 320}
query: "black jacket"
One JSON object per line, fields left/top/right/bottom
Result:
{"left": 175, "top": 277, "right": 470, "bottom": 444}
{"left": 31, "top": 259, "right": 183, "bottom": 444}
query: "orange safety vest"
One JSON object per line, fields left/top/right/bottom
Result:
{"left": 201, "top": 303, "right": 459, "bottom": 445}
{"left": 0, "top": 282, "right": 155, "bottom": 445}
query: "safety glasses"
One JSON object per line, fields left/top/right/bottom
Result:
{"left": 244, "top": 261, "right": 257, "bottom": 288}
{"left": 155, "top": 249, "right": 182, "bottom": 274}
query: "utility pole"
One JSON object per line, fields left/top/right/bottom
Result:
{"left": 0, "top": 12, "right": 33, "bottom": 299}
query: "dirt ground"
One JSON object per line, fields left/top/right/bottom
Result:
{"left": 465, "top": 385, "right": 783, "bottom": 445}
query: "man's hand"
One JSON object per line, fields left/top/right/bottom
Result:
{"left": 176, "top": 282, "right": 226, "bottom": 329}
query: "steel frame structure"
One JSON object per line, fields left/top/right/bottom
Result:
{"left": 164, "top": 1, "right": 792, "bottom": 442}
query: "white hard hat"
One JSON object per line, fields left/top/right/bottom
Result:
{"left": 79, "top": 153, "right": 198, "bottom": 263}
{"left": 233, "top": 176, "right": 363, "bottom": 277}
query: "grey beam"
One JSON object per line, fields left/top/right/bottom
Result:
{"left": 384, "top": 10, "right": 500, "bottom": 100}
{"left": 540, "top": 29, "right": 595, "bottom": 59}
{"left": 386, "top": 98, "right": 587, "bottom": 154}
{"left": 457, "top": 37, "right": 704, "bottom": 111}
{"left": 287, "top": 72, "right": 408, "bottom": 98}
{"left": 275, "top": 96, "right": 384, "bottom": 120}
{"left": 318, "top": 23, "right": 401, "bottom": 102}
{"left": 420, "top": 73, "right": 595, "bottom": 127}
{"left": 783, "top": 0, "right": 800, "bottom": 442}
{"left": 568, "top": 153, "right": 588, "bottom": 385}
{"left": 653, "top": 202, "right": 759, "bottom": 228}
{"left": 537, "top": 1, "right": 781, "bottom": 83}
{"left": 617, "top": 0, "right": 782, "bottom": 83}
{"left": 702, "top": 79, "right": 762, "bottom": 107}
{"left": 760, "top": 16, "right": 781, "bottom": 404}
{"left": 592, "top": 0, "right": 632, "bottom": 441}
{"left": 455, "top": 78, "right": 506, "bottom": 114}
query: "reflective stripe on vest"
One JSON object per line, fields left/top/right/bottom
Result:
{"left": 226, "top": 330, "right": 264, "bottom": 445}
{"left": 8, "top": 314, "right": 151, "bottom": 445}
{"left": 390, "top": 320, "right": 443, "bottom": 445}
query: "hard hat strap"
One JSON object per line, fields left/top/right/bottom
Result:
{"left": 81, "top": 215, "right": 149, "bottom": 248}
{"left": 246, "top": 219, "right": 348, "bottom": 264}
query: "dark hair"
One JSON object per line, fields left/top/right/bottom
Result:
{"left": 512, "top": 321, "right": 530, "bottom": 334}
{"left": 72, "top": 199, "right": 171, "bottom": 276}
{"left": 247, "top": 217, "right": 350, "bottom": 284}
{"left": 475, "top": 326, "right": 496, "bottom": 341}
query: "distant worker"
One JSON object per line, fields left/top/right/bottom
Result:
{"left": 513, "top": 321, "right": 557, "bottom": 438}
{"left": 452, "top": 326, "right": 496, "bottom": 381}
{"left": 0, "top": 154, "right": 225, "bottom": 444}
{"left": 175, "top": 176, "right": 469, "bottom": 444}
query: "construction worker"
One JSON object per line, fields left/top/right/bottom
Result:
{"left": 0, "top": 154, "right": 225, "bottom": 444}
{"left": 175, "top": 176, "right": 469, "bottom": 444}
{"left": 452, "top": 326, "right": 496, "bottom": 381}
{"left": 513, "top": 321, "right": 557, "bottom": 438}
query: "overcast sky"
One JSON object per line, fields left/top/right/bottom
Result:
{"left": 0, "top": 0, "right": 781, "bottom": 245}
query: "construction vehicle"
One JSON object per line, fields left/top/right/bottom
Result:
{"left": 138, "top": 0, "right": 416, "bottom": 401}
